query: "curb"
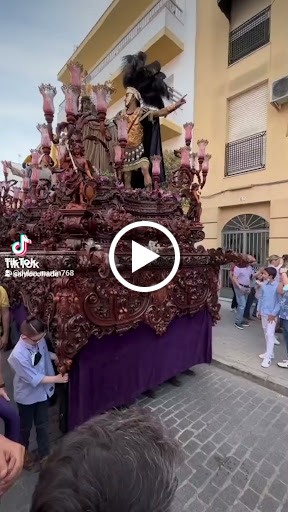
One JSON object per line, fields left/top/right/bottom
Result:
{"left": 211, "top": 358, "right": 288, "bottom": 398}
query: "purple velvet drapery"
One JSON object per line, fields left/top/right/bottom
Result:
{"left": 12, "top": 306, "right": 212, "bottom": 430}
{"left": 69, "top": 310, "right": 212, "bottom": 429}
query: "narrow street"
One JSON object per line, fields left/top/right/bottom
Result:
{"left": 2, "top": 363, "right": 288, "bottom": 512}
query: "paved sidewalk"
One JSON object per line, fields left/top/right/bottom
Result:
{"left": 2, "top": 365, "right": 288, "bottom": 512}
{"left": 213, "top": 301, "right": 288, "bottom": 396}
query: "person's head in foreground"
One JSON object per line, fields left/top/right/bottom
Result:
{"left": 30, "top": 407, "right": 181, "bottom": 512}
{"left": 262, "top": 267, "right": 277, "bottom": 282}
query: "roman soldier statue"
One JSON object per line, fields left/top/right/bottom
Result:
{"left": 116, "top": 52, "right": 186, "bottom": 189}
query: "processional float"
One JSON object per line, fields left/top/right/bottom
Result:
{"left": 0, "top": 55, "right": 244, "bottom": 428}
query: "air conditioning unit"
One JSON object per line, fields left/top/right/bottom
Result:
{"left": 271, "top": 76, "right": 288, "bottom": 106}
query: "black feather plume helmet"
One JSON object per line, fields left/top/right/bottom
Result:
{"left": 121, "top": 52, "right": 170, "bottom": 109}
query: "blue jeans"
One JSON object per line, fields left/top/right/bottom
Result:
{"left": 234, "top": 287, "right": 248, "bottom": 325}
{"left": 282, "top": 319, "right": 288, "bottom": 358}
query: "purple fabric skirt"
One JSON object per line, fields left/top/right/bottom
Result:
{"left": 0, "top": 397, "right": 20, "bottom": 442}
{"left": 69, "top": 310, "right": 212, "bottom": 429}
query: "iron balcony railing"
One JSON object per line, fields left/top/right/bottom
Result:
{"left": 87, "top": 0, "right": 184, "bottom": 83}
{"left": 229, "top": 6, "right": 271, "bottom": 65}
{"left": 225, "top": 131, "right": 266, "bottom": 176}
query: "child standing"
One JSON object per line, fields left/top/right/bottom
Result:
{"left": 257, "top": 267, "right": 280, "bottom": 368}
{"left": 8, "top": 316, "right": 68, "bottom": 468}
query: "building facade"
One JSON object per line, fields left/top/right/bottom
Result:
{"left": 57, "top": 0, "right": 196, "bottom": 149}
{"left": 194, "top": 0, "right": 288, "bottom": 292}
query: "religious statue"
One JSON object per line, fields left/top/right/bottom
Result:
{"left": 187, "top": 183, "right": 202, "bottom": 223}
{"left": 115, "top": 52, "right": 186, "bottom": 190}
{"left": 76, "top": 88, "right": 117, "bottom": 174}
{"left": 62, "top": 140, "right": 95, "bottom": 206}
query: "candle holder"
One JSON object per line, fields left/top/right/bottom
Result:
{"left": 151, "top": 155, "right": 162, "bottom": 190}
{"left": 180, "top": 147, "right": 191, "bottom": 169}
{"left": 116, "top": 114, "right": 128, "bottom": 145}
{"left": 30, "top": 149, "right": 40, "bottom": 166}
{"left": 37, "top": 124, "right": 51, "bottom": 150}
{"left": 91, "top": 82, "right": 115, "bottom": 138}
{"left": 113, "top": 143, "right": 124, "bottom": 184}
{"left": 61, "top": 84, "right": 80, "bottom": 138}
{"left": 197, "top": 139, "right": 208, "bottom": 163}
{"left": 201, "top": 154, "right": 212, "bottom": 188}
{"left": 67, "top": 61, "right": 83, "bottom": 88}
{"left": 39, "top": 84, "right": 57, "bottom": 141}
{"left": 183, "top": 122, "right": 194, "bottom": 147}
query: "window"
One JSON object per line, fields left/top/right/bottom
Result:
{"left": 229, "top": 7, "right": 270, "bottom": 65}
{"left": 225, "top": 83, "right": 268, "bottom": 176}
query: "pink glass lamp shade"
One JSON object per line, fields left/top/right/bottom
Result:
{"left": 180, "top": 147, "right": 190, "bottom": 168}
{"left": 114, "top": 144, "right": 122, "bottom": 165}
{"left": 90, "top": 83, "right": 114, "bottom": 114}
{"left": 39, "top": 84, "right": 57, "bottom": 115}
{"left": 197, "top": 139, "right": 208, "bottom": 159}
{"left": 151, "top": 155, "right": 162, "bottom": 176}
{"left": 31, "top": 168, "right": 39, "bottom": 183}
{"left": 37, "top": 124, "right": 51, "bottom": 148}
{"left": 191, "top": 152, "right": 197, "bottom": 169}
{"left": 202, "top": 154, "right": 212, "bottom": 172}
{"left": 116, "top": 115, "right": 128, "bottom": 143}
{"left": 23, "top": 177, "right": 30, "bottom": 192}
{"left": 67, "top": 61, "right": 83, "bottom": 88}
{"left": 61, "top": 85, "right": 80, "bottom": 116}
{"left": 183, "top": 122, "right": 194, "bottom": 144}
{"left": 30, "top": 149, "right": 40, "bottom": 166}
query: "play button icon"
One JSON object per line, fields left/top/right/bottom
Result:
{"left": 132, "top": 241, "right": 160, "bottom": 273}
{"left": 109, "top": 220, "right": 180, "bottom": 293}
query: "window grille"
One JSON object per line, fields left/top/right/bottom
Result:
{"left": 229, "top": 7, "right": 270, "bottom": 65}
{"left": 225, "top": 131, "right": 266, "bottom": 175}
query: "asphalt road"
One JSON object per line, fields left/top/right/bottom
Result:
{"left": 2, "top": 365, "right": 288, "bottom": 512}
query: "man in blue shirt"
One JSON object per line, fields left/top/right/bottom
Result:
{"left": 257, "top": 267, "right": 280, "bottom": 368}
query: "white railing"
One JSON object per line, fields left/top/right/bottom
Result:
{"left": 87, "top": 0, "right": 184, "bottom": 82}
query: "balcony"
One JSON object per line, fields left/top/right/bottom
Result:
{"left": 86, "top": 0, "right": 184, "bottom": 105}
{"left": 225, "top": 131, "right": 266, "bottom": 176}
{"left": 229, "top": 7, "right": 270, "bottom": 65}
{"left": 58, "top": 0, "right": 160, "bottom": 84}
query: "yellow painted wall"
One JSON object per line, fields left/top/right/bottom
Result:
{"left": 194, "top": 0, "right": 288, "bottom": 255}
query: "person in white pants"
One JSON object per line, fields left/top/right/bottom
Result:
{"left": 257, "top": 267, "right": 281, "bottom": 368}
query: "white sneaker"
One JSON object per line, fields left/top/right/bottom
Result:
{"left": 261, "top": 359, "right": 271, "bottom": 368}
{"left": 259, "top": 353, "right": 274, "bottom": 359}
{"left": 274, "top": 339, "right": 280, "bottom": 346}
{"left": 277, "top": 360, "right": 288, "bottom": 368}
